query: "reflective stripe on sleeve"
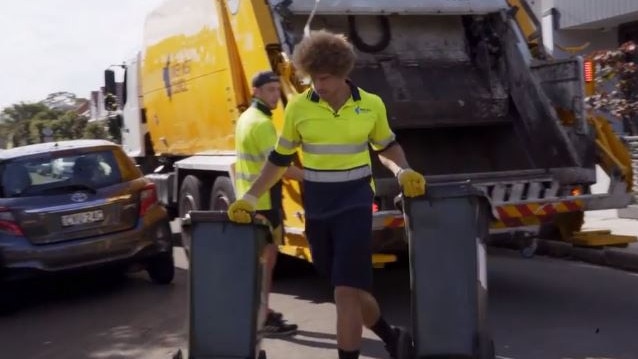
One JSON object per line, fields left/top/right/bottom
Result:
{"left": 278, "top": 137, "right": 299, "bottom": 150}
{"left": 235, "top": 172, "right": 259, "bottom": 182}
{"left": 237, "top": 147, "right": 273, "bottom": 162}
{"left": 370, "top": 134, "right": 396, "bottom": 150}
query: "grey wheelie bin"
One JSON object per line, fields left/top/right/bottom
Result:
{"left": 402, "top": 181, "right": 494, "bottom": 359}
{"left": 180, "top": 211, "right": 269, "bottom": 359}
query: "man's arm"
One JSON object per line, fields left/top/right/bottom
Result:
{"left": 378, "top": 143, "right": 426, "bottom": 198}
{"left": 283, "top": 165, "right": 304, "bottom": 182}
{"left": 228, "top": 152, "right": 294, "bottom": 223}
{"left": 369, "top": 97, "right": 425, "bottom": 197}
{"left": 244, "top": 160, "right": 288, "bottom": 200}
{"left": 377, "top": 143, "right": 410, "bottom": 176}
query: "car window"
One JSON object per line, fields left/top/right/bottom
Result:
{"left": 0, "top": 150, "right": 128, "bottom": 197}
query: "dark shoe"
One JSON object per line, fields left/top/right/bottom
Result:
{"left": 385, "top": 326, "right": 415, "bottom": 359}
{"left": 261, "top": 312, "right": 298, "bottom": 338}
{"left": 268, "top": 310, "right": 283, "bottom": 322}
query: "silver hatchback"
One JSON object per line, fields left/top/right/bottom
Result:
{"left": 0, "top": 140, "right": 174, "bottom": 291}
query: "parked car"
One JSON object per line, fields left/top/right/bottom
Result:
{"left": 0, "top": 140, "right": 174, "bottom": 297}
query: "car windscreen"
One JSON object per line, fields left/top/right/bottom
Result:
{"left": 0, "top": 150, "right": 123, "bottom": 198}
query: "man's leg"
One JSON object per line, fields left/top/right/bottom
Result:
{"left": 263, "top": 242, "right": 277, "bottom": 311}
{"left": 257, "top": 214, "right": 297, "bottom": 337}
{"left": 335, "top": 286, "right": 364, "bottom": 358}
{"left": 359, "top": 290, "right": 380, "bottom": 327}
{"left": 332, "top": 207, "right": 414, "bottom": 359}
{"left": 306, "top": 216, "right": 362, "bottom": 358}
{"left": 360, "top": 291, "right": 413, "bottom": 358}
{"left": 330, "top": 207, "right": 374, "bottom": 359}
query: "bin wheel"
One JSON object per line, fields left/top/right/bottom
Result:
{"left": 520, "top": 237, "right": 538, "bottom": 259}
{"left": 482, "top": 339, "right": 496, "bottom": 359}
{"left": 258, "top": 350, "right": 267, "bottom": 359}
{"left": 475, "top": 336, "right": 496, "bottom": 359}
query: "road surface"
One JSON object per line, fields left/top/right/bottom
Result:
{"left": 2, "top": 246, "right": 638, "bottom": 359}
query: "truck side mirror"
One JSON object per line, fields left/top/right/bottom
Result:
{"left": 104, "top": 69, "right": 118, "bottom": 111}
{"left": 104, "top": 69, "right": 117, "bottom": 95}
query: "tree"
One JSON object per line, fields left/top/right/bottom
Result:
{"left": 83, "top": 122, "right": 108, "bottom": 139}
{"left": 586, "top": 41, "right": 638, "bottom": 135}
{"left": 0, "top": 93, "right": 109, "bottom": 148}
{"left": 0, "top": 102, "right": 61, "bottom": 146}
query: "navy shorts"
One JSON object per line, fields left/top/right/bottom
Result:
{"left": 305, "top": 206, "right": 373, "bottom": 292}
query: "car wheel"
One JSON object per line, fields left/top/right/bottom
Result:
{"left": 178, "top": 175, "right": 207, "bottom": 257}
{"left": 209, "top": 176, "right": 236, "bottom": 211}
{"left": 146, "top": 253, "right": 175, "bottom": 285}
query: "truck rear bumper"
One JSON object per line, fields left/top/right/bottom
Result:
{"left": 580, "top": 192, "right": 635, "bottom": 211}
{"left": 371, "top": 191, "right": 635, "bottom": 233}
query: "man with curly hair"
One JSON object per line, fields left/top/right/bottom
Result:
{"left": 228, "top": 30, "right": 426, "bottom": 359}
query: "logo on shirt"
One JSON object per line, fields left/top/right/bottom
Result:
{"left": 354, "top": 106, "right": 371, "bottom": 115}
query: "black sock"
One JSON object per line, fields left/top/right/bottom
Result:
{"left": 338, "top": 349, "right": 360, "bottom": 359}
{"left": 370, "top": 316, "right": 396, "bottom": 346}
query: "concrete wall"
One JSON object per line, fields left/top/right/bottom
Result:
{"left": 526, "top": 0, "right": 630, "bottom": 57}
{"left": 554, "top": 0, "right": 638, "bottom": 29}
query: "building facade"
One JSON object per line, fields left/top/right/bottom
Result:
{"left": 529, "top": 0, "right": 638, "bottom": 57}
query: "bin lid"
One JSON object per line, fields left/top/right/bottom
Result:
{"left": 418, "top": 180, "right": 485, "bottom": 200}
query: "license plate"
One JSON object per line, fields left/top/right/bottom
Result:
{"left": 61, "top": 210, "right": 104, "bottom": 227}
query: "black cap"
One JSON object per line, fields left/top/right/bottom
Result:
{"left": 252, "top": 71, "right": 279, "bottom": 88}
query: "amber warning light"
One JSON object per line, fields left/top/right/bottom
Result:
{"left": 584, "top": 61, "right": 594, "bottom": 83}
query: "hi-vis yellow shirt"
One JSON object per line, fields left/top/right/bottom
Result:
{"left": 235, "top": 100, "right": 279, "bottom": 211}
{"left": 269, "top": 83, "right": 396, "bottom": 218}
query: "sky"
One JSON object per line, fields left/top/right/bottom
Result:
{"left": 0, "top": 0, "right": 164, "bottom": 109}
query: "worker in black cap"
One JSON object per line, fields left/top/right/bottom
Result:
{"left": 234, "top": 70, "right": 303, "bottom": 337}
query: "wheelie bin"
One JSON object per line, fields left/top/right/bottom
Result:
{"left": 180, "top": 211, "right": 269, "bottom": 359}
{"left": 402, "top": 181, "right": 495, "bottom": 359}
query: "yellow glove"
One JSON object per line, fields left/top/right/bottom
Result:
{"left": 397, "top": 168, "right": 427, "bottom": 197}
{"left": 227, "top": 195, "right": 257, "bottom": 223}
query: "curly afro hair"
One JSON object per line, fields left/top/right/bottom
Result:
{"left": 291, "top": 29, "right": 356, "bottom": 78}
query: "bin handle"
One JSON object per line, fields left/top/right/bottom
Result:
{"left": 180, "top": 210, "right": 273, "bottom": 229}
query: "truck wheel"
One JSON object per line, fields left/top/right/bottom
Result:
{"left": 209, "top": 176, "right": 236, "bottom": 210}
{"left": 147, "top": 252, "right": 175, "bottom": 285}
{"left": 179, "top": 175, "right": 207, "bottom": 257}
{"left": 539, "top": 211, "right": 584, "bottom": 241}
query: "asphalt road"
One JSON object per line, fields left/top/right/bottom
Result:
{"left": 2, "top": 248, "right": 638, "bottom": 359}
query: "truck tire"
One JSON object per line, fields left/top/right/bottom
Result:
{"left": 209, "top": 176, "right": 236, "bottom": 210}
{"left": 539, "top": 211, "right": 584, "bottom": 241}
{"left": 179, "top": 175, "right": 207, "bottom": 257}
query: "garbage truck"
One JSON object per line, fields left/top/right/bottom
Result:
{"left": 103, "top": 0, "right": 635, "bottom": 265}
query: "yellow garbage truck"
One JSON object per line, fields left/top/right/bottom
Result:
{"left": 103, "top": 0, "right": 634, "bottom": 265}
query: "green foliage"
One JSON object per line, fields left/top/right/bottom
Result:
{"left": 0, "top": 93, "right": 112, "bottom": 148}
{"left": 83, "top": 122, "right": 109, "bottom": 139}
{"left": 586, "top": 41, "right": 638, "bottom": 135}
